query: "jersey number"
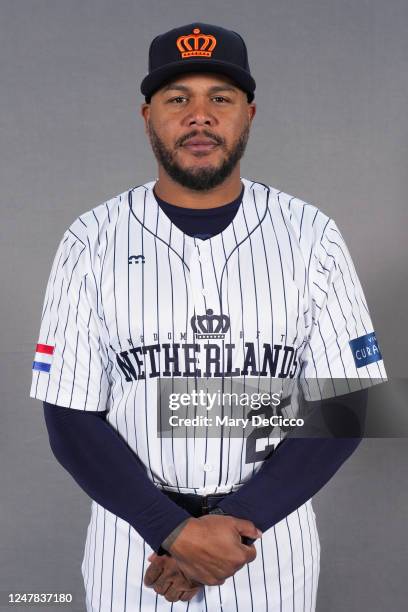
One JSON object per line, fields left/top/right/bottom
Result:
{"left": 245, "top": 395, "right": 291, "bottom": 464}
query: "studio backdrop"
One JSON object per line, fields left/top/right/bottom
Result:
{"left": 1, "top": 1, "right": 407, "bottom": 611}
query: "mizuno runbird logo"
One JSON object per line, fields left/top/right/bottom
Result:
{"left": 176, "top": 28, "right": 217, "bottom": 58}
{"left": 128, "top": 255, "right": 145, "bottom": 264}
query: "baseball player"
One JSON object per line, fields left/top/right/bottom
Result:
{"left": 30, "top": 23, "right": 387, "bottom": 611}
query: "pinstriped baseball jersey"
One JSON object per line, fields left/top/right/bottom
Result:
{"left": 29, "top": 177, "right": 386, "bottom": 611}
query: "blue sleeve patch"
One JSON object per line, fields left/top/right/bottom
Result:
{"left": 349, "top": 332, "right": 382, "bottom": 368}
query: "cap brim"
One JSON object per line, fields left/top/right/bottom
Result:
{"left": 140, "top": 59, "right": 256, "bottom": 101}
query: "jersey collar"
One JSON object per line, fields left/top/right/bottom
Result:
{"left": 127, "top": 177, "right": 271, "bottom": 261}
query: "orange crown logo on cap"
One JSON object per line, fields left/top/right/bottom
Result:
{"left": 176, "top": 27, "right": 217, "bottom": 58}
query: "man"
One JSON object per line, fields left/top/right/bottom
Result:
{"left": 30, "top": 23, "right": 386, "bottom": 611}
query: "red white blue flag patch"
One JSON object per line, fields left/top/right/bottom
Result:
{"left": 32, "top": 343, "right": 54, "bottom": 373}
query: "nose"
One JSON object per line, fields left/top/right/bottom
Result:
{"left": 183, "top": 98, "right": 215, "bottom": 127}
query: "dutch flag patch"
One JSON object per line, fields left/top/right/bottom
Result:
{"left": 32, "top": 343, "right": 54, "bottom": 373}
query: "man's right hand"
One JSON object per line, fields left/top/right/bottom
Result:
{"left": 167, "top": 514, "right": 262, "bottom": 586}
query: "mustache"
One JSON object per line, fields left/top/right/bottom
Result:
{"left": 176, "top": 130, "right": 224, "bottom": 147}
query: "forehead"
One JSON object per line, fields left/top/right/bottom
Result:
{"left": 159, "top": 72, "right": 239, "bottom": 92}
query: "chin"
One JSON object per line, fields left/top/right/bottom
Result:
{"left": 183, "top": 163, "right": 219, "bottom": 175}
{"left": 179, "top": 156, "right": 223, "bottom": 172}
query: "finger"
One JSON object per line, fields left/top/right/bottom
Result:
{"left": 153, "top": 566, "right": 179, "bottom": 595}
{"left": 187, "top": 578, "right": 203, "bottom": 588}
{"left": 180, "top": 588, "right": 201, "bottom": 602}
{"left": 206, "top": 575, "right": 226, "bottom": 587}
{"left": 154, "top": 578, "right": 173, "bottom": 596}
{"left": 178, "top": 567, "right": 202, "bottom": 588}
{"left": 144, "top": 561, "right": 164, "bottom": 587}
{"left": 176, "top": 561, "right": 215, "bottom": 587}
{"left": 241, "top": 543, "right": 257, "bottom": 563}
{"left": 164, "top": 584, "right": 200, "bottom": 603}
{"left": 233, "top": 518, "right": 262, "bottom": 539}
{"left": 164, "top": 585, "right": 184, "bottom": 603}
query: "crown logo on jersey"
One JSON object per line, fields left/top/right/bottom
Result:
{"left": 176, "top": 28, "right": 217, "bottom": 59}
{"left": 191, "top": 309, "right": 230, "bottom": 339}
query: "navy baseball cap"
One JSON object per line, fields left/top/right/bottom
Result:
{"left": 140, "top": 23, "right": 256, "bottom": 103}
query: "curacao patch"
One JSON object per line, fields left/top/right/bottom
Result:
{"left": 349, "top": 333, "right": 382, "bottom": 368}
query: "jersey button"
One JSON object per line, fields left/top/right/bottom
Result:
{"left": 203, "top": 463, "right": 213, "bottom": 472}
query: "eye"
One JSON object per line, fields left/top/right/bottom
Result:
{"left": 168, "top": 96, "right": 187, "bottom": 104}
{"left": 213, "top": 96, "right": 229, "bottom": 103}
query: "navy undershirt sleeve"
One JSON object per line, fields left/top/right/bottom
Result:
{"left": 217, "top": 389, "right": 367, "bottom": 531}
{"left": 43, "top": 189, "right": 365, "bottom": 547}
{"left": 219, "top": 438, "right": 363, "bottom": 533}
{"left": 43, "top": 402, "right": 190, "bottom": 553}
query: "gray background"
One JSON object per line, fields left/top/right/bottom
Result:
{"left": 1, "top": 0, "right": 407, "bottom": 610}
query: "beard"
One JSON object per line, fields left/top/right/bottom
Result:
{"left": 147, "top": 122, "right": 250, "bottom": 191}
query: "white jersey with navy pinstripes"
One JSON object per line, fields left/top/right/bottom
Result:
{"left": 30, "top": 177, "right": 386, "bottom": 611}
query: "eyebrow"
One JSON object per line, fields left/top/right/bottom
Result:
{"left": 161, "top": 83, "right": 239, "bottom": 94}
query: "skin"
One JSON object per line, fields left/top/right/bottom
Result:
{"left": 144, "top": 553, "right": 202, "bottom": 603}
{"left": 140, "top": 71, "right": 256, "bottom": 208}
{"left": 140, "top": 72, "right": 260, "bottom": 602}
{"left": 165, "top": 514, "right": 260, "bottom": 585}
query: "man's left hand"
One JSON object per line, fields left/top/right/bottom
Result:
{"left": 144, "top": 553, "right": 202, "bottom": 603}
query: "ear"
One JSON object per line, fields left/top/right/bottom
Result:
{"left": 140, "top": 103, "right": 150, "bottom": 134}
{"left": 247, "top": 102, "right": 256, "bottom": 123}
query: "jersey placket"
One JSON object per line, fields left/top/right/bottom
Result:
{"left": 189, "top": 239, "right": 218, "bottom": 374}
{"left": 188, "top": 239, "right": 224, "bottom": 492}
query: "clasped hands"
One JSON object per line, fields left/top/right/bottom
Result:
{"left": 144, "top": 514, "right": 262, "bottom": 603}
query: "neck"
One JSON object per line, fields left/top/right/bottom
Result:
{"left": 153, "top": 166, "right": 243, "bottom": 209}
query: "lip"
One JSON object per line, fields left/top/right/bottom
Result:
{"left": 182, "top": 140, "right": 219, "bottom": 152}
